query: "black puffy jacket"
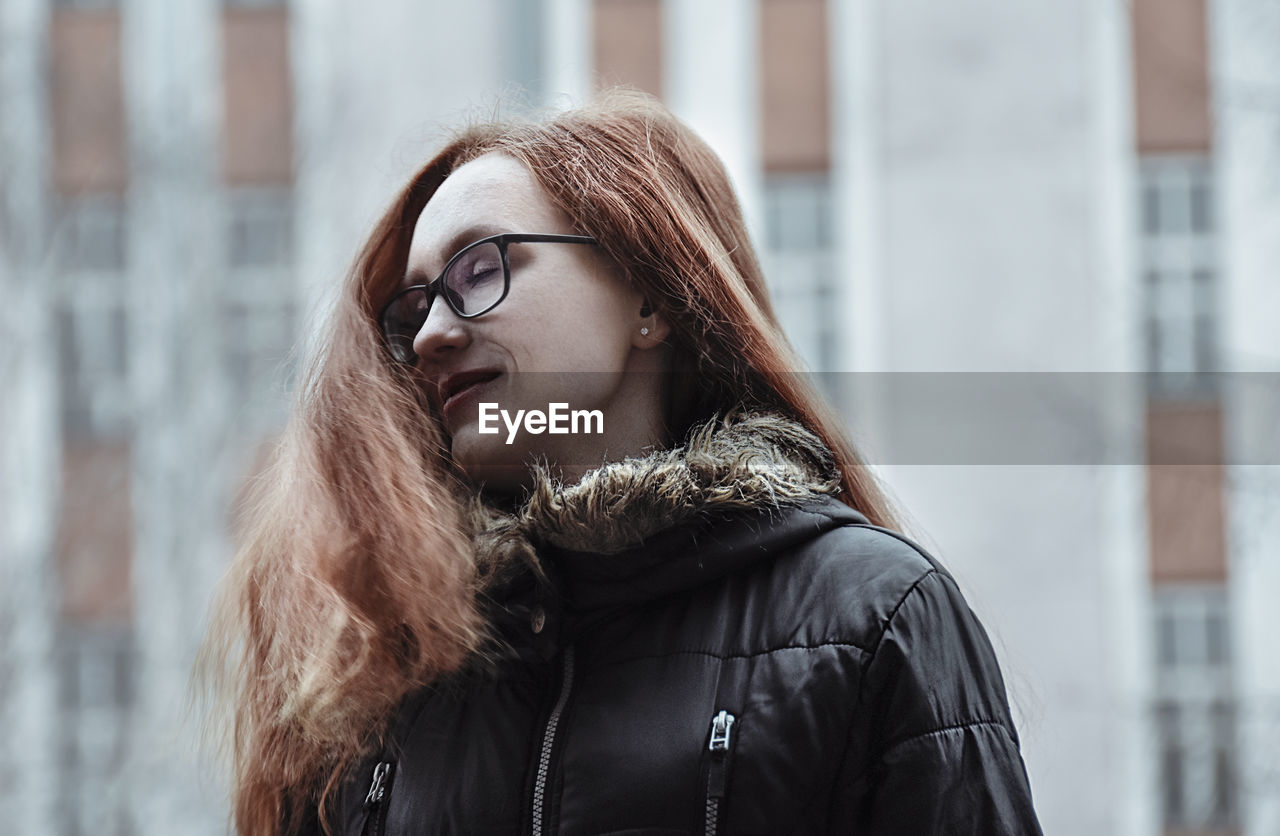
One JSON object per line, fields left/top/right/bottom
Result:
{"left": 325, "top": 415, "right": 1042, "bottom": 835}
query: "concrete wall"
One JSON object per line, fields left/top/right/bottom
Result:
{"left": 0, "top": 1, "right": 61, "bottom": 830}
{"left": 1211, "top": 0, "right": 1280, "bottom": 831}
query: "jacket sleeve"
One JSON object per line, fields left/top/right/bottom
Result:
{"left": 836, "top": 568, "right": 1043, "bottom": 835}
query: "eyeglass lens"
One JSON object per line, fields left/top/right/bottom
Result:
{"left": 381, "top": 240, "right": 506, "bottom": 363}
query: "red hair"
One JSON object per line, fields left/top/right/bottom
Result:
{"left": 200, "top": 90, "right": 901, "bottom": 836}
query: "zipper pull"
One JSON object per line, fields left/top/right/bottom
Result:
{"left": 361, "top": 761, "right": 396, "bottom": 836}
{"left": 364, "top": 761, "right": 393, "bottom": 809}
{"left": 707, "top": 710, "right": 736, "bottom": 797}
{"left": 705, "top": 711, "right": 737, "bottom": 836}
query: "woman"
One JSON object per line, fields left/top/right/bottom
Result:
{"left": 203, "top": 91, "right": 1042, "bottom": 835}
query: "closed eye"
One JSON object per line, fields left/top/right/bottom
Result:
{"left": 463, "top": 266, "right": 501, "bottom": 287}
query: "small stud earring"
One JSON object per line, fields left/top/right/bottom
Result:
{"left": 640, "top": 327, "right": 650, "bottom": 336}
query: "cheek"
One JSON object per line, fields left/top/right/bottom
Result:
{"left": 500, "top": 299, "right": 633, "bottom": 415}
{"left": 514, "top": 291, "right": 634, "bottom": 373}
{"left": 556, "top": 321, "right": 631, "bottom": 367}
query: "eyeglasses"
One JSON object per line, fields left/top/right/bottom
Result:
{"left": 379, "top": 232, "right": 598, "bottom": 364}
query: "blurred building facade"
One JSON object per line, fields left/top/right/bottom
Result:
{"left": 1, "top": 0, "right": 1276, "bottom": 834}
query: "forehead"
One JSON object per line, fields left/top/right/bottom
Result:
{"left": 407, "top": 153, "right": 568, "bottom": 274}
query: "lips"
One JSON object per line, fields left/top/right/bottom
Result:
{"left": 438, "top": 369, "right": 502, "bottom": 415}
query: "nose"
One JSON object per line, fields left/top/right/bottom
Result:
{"left": 412, "top": 297, "right": 471, "bottom": 364}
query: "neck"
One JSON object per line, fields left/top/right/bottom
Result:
{"left": 468, "top": 362, "right": 673, "bottom": 497}
{"left": 467, "top": 409, "right": 844, "bottom": 570}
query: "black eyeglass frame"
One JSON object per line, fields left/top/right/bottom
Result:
{"left": 379, "top": 232, "right": 598, "bottom": 364}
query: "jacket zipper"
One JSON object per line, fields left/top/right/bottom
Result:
{"left": 531, "top": 646, "right": 575, "bottom": 836}
{"left": 705, "top": 710, "right": 736, "bottom": 836}
{"left": 361, "top": 760, "right": 395, "bottom": 836}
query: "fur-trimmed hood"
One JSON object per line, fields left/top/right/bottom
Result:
{"left": 467, "top": 410, "right": 847, "bottom": 601}
{"left": 335, "top": 411, "right": 1039, "bottom": 836}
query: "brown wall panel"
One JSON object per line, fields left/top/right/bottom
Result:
{"left": 1147, "top": 402, "right": 1227, "bottom": 582}
{"left": 1132, "top": 0, "right": 1212, "bottom": 153}
{"left": 760, "top": 0, "right": 830, "bottom": 172}
{"left": 594, "top": 0, "right": 663, "bottom": 99}
{"left": 50, "top": 10, "right": 128, "bottom": 195}
{"left": 57, "top": 441, "right": 133, "bottom": 622}
{"left": 222, "top": 8, "right": 293, "bottom": 185}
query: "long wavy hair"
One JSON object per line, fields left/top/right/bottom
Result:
{"left": 200, "top": 90, "right": 902, "bottom": 836}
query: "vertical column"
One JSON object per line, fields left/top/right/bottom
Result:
{"left": 829, "top": 1, "right": 1151, "bottom": 833}
{"left": 830, "top": 0, "right": 886, "bottom": 378}
{"left": 663, "top": 0, "right": 763, "bottom": 242}
{"left": 829, "top": 0, "right": 892, "bottom": 459}
{"left": 1093, "top": 4, "right": 1160, "bottom": 834}
{"left": 122, "top": 0, "right": 230, "bottom": 831}
{"left": 289, "top": 0, "right": 343, "bottom": 345}
{"left": 544, "top": 0, "right": 593, "bottom": 107}
{"left": 0, "top": 0, "right": 60, "bottom": 828}
{"left": 1212, "top": 0, "right": 1280, "bottom": 832}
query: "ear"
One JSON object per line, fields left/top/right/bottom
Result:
{"left": 631, "top": 297, "right": 672, "bottom": 348}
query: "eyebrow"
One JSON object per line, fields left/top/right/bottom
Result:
{"left": 404, "top": 223, "right": 510, "bottom": 286}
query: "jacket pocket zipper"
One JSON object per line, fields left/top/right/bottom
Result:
{"left": 705, "top": 709, "right": 737, "bottom": 836}
{"left": 361, "top": 760, "right": 395, "bottom": 836}
{"left": 531, "top": 646, "right": 576, "bottom": 836}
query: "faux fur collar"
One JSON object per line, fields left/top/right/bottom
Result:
{"left": 467, "top": 410, "right": 844, "bottom": 588}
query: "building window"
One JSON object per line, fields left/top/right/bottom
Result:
{"left": 761, "top": 173, "right": 837, "bottom": 374}
{"left": 1153, "top": 584, "right": 1238, "bottom": 832}
{"left": 56, "top": 624, "right": 133, "bottom": 836}
{"left": 54, "top": 196, "right": 130, "bottom": 439}
{"left": 1139, "top": 156, "right": 1218, "bottom": 397}
{"left": 221, "top": 298, "right": 298, "bottom": 404}
{"left": 53, "top": 0, "right": 120, "bottom": 8}
{"left": 223, "top": 186, "right": 297, "bottom": 422}
{"left": 58, "top": 626, "right": 133, "bottom": 710}
{"left": 227, "top": 186, "right": 293, "bottom": 270}
{"left": 55, "top": 195, "right": 126, "bottom": 273}
{"left": 58, "top": 304, "right": 130, "bottom": 437}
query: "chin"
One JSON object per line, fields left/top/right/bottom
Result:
{"left": 449, "top": 435, "right": 534, "bottom": 495}
{"left": 457, "top": 462, "right": 536, "bottom": 497}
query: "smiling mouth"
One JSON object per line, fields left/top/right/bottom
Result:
{"left": 440, "top": 371, "right": 502, "bottom": 415}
